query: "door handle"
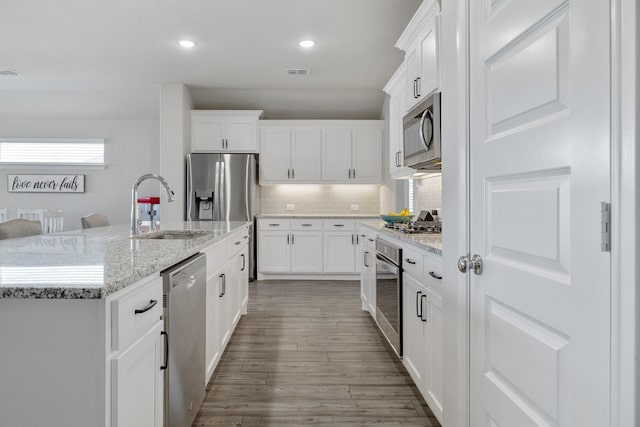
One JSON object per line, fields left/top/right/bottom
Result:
{"left": 458, "top": 254, "right": 483, "bottom": 275}
{"left": 218, "top": 274, "right": 225, "bottom": 297}
{"left": 287, "top": 234, "right": 290, "bottom": 244}
{"left": 364, "top": 251, "right": 369, "bottom": 268}
{"left": 221, "top": 139, "right": 225, "bottom": 149}
{"left": 160, "top": 331, "right": 169, "bottom": 370}
{"left": 352, "top": 234, "right": 354, "bottom": 245}
{"left": 288, "top": 169, "right": 291, "bottom": 179}
{"left": 292, "top": 169, "right": 295, "bottom": 179}
{"left": 405, "top": 258, "right": 416, "bottom": 265}
{"left": 416, "top": 291, "right": 422, "bottom": 318}
{"left": 352, "top": 169, "right": 356, "bottom": 179}
{"left": 291, "top": 234, "right": 295, "bottom": 245}
{"left": 421, "top": 294, "right": 427, "bottom": 322}
{"left": 241, "top": 254, "right": 245, "bottom": 271}
{"left": 428, "top": 271, "right": 442, "bottom": 280}
{"left": 134, "top": 299, "right": 157, "bottom": 315}
{"left": 416, "top": 77, "right": 421, "bottom": 97}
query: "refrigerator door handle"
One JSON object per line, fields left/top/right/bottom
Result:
{"left": 245, "top": 156, "right": 251, "bottom": 221}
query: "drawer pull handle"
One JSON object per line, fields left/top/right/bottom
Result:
{"left": 428, "top": 271, "right": 442, "bottom": 280}
{"left": 301, "top": 223, "right": 313, "bottom": 227}
{"left": 243, "top": 235, "right": 248, "bottom": 239}
{"left": 405, "top": 258, "right": 416, "bottom": 265}
{"left": 160, "top": 331, "right": 169, "bottom": 370}
{"left": 134, "top": 299, "right": 158, "bottom": 315}
{"left": 333, "top": 224, "right": 345, "bottom": 227}
{"left": 269, "top": 223, "right": 280, "bottom": 226}
{"left": 368, "top": 238, "right": 375, "bottom": 242}
{"left": 235, "top": 241, "right": 241, "bottom": 245}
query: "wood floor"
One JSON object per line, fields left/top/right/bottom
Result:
{"left": 193, "top": 280, "right": 441, "bottom": 427}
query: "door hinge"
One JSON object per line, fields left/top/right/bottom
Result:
{"left": 601, "top": 202, "right": 611, "bottom": 252}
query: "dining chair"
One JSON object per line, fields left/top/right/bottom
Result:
{"left": 17, "top": 209, "right": 46, "bottom": 229}
{"left": 0, "top": 208, "right": 7, "bottom": 222}
{"left": 0, "top": 219, "right": 43, "bottom": 240}
{"left": 42, "top": 210, "right": 64, "bottom": 233}
{"left": 81, "top": 213, "right": 110, "bottom": 229}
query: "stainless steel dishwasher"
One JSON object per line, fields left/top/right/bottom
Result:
{"left": 161, "top": 253, "right": 206, "bottom": 427}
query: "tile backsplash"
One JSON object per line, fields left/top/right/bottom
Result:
{"left": 261, "top": 185, "right": 380, "bottom": 215}
{"left": 413, "top": 174, "right": 442, "bottom": 217}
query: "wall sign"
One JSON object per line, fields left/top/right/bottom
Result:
{"left": 7, "top": 174, "right": 85, "bottom": 193}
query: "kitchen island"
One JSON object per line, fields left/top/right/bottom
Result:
{"left": 0, "top": 221, "right": 250, "bottom": 427}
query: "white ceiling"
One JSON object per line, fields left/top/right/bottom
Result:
{"left": 0, "top": 0, "right": 421, "bottom": 119}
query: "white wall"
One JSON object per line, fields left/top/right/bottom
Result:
{"left": 0, "top": 118, "right": 159, "bottom": 230}
{"left": 159, "top": 84, "right": 193, "bottom": 221}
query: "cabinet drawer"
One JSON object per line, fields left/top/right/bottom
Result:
{"left": 205, "top": 238, "right": 231, "bottom": 277}
{"left": 424, "top": 254, "right": 443, "bottom": 290}
{"left": 291, "top": 219, "right": 323, "bottom": 231}
{"left": 258, "top": 219, "right": 291, "bottom": 230}
{"left": 112, "top": 276, "right": 163, "bottom": 352}
{"left": 323, "top": 219, "right": 355, "bottom": 230}
{"left": 402, "top": 247, "right": 424, "bottom": 281}
{"left": 229, "top": 228, "right": 249, "bottom": 255}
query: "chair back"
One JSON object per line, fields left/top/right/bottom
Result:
{"left": 0, "top": 219, "right": 43, "bottom": 240}
{"left": 81, "top": 213, "right": 110, "bottom": 229}
{"left": 0, "top": 208, "right": 7, "bottom": 222}
{"left": 43, "top": 210, "right": 64, "bottom": 233}
{"left": 17, "top": 209, "right": 46, "bottom": 229}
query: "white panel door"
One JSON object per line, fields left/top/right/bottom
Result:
{"left": 257, "top": 231, "right": 291, "bottom": 273}
{"left": 192, "top": 116, "right": 224, "bottom": 151}
{"left": 406, "top": 43, "right": 422, "bottom": 109}
{"left": 322, "top": 128, "right": 352, "bottom": 182}
{"left": 205, "top": 266, "right": 223, "bottom": 382}
{"left": 352, "top": 128, "right": 382, "bottom": 183}
{"left": 226, "top": 119, "right": 257, "bottom": 152}
{"left": 291, "top": 231, "right": 323, "bottom": 273}
{"left": 112, "top": 322, "right": 163, "bottom": 427}
{"left": 260, "top": 128, "right": 291, "bottom": 183}
{"left": 291, "top": 128, "right": 322, "bottom": 181}
{"left": 469, "top": 0, "right": 611, "bottom": 426}
{"left": 323, "top": 232, "right": 356, "bottom": 273}
{"left": 218, "top": 265, "right": 233, "bottom": 350}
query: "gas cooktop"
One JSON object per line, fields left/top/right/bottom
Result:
{"left": 385, "top": 221, "right": 442, "bottom": 234}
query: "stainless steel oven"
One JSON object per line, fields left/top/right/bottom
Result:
{"left": 375, "top": 238, "right": 402, "bottom": 356}
{"left": 403, "top": 92, "right": 441, "bottom": 170}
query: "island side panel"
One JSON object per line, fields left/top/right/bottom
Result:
{"left": 0, "top": 298, "right": 105, "bottom": 427}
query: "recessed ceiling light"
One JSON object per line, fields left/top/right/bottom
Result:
{"left": 299, "top": 40, "right": 315, "bottom": 48}
{"left": 178, "top": 40, "right": 196, "bottom": 48}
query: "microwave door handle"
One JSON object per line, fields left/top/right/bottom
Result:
{"left": 418, "top": 109, "right": 433, "bottom": 151}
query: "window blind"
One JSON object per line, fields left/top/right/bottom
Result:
{"left": 0, "top": 138, "right": 105, "bottom": 166}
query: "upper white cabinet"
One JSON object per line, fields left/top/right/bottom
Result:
{"left": 192, "top": 110, "right": 263, "bottom": 153}
{"left": 260, "top": 121, "right": 384, "bottom": 185}
{"left": 260, "top": 126, "right": 322, "bottom": 183}
{"left": 395, "top": 0, "right": 440, "bottom": 111}
{"left": 383, "top": 63, "right": 415, "bottom": 179}
{"left": 322, "top": 126, "right": 383, "bottom": 184}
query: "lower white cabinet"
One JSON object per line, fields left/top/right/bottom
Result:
{"left": 401, "top": 263, "right": 443, "bottom": 424}
{"left": 323, "top": 231, "right": 357, "bottom": 273}
{"left": 291, "top": 231, "right": 323, "bottom": 273}
{"left": 204, "top": 230, "right": 249, "bottom": 383}
{"left": 257, "top": 218, "right": 361, "bottom": 277}
{"left": 111, "top": 321, "right": 164, "bottom": 427}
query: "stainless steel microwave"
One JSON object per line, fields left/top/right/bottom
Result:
{"left": 403, "top": 92, "right": 441, "bottom": 170}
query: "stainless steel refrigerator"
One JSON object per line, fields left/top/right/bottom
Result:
{"left": 186, "top": 153, "right": 259, "bottom": 279}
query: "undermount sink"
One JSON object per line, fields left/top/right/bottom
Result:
{"left": 131, "top": 230, "right": 210, "bottom": 240}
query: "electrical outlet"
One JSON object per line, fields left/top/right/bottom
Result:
{"left": 286, "top": 204, "right": 295, "bottom": 211}
{"left": 351, "top": 204, "right": 360, "bottom": 211}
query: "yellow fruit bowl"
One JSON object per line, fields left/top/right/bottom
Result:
{"left": 380, "top": 214, "right": 413, "bottom": 224}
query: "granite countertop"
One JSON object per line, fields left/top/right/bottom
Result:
{"left": 0, "top": 221, "right": 249, "bottom": 300}
{"left": 258, "top": 214, "right": 380, "bottom": 219}
{"left": 358, "top": 220, "right": 442, "bottom": 256}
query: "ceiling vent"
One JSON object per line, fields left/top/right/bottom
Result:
{"left": 0, "top": 69, "right": 19, "bottom": 77}
{"left": 286, "top": 68, "right": 310, "bottom": 76}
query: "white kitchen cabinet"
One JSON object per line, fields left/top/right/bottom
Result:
{"left": 424, "top": 285, "right": 443, "bottom": 421}
{"left": 358, "top": 227, "right": 377, "bottom": 314}
{"left": 257, "top": 230, "right": 292, "bottom": 273}
{"left": 291, "top": 231, "right": 323, "bottom": 273}
{"left": 402, "top": 272, "right": 427, "bottom": 388}
{"left": 205, "top": 262, "right": 223, "bottom": 382}
{"left": 395, "top": 0, "right": 440, "bottom": 111}
{"left": 191, "top": 110, "right": 263, "bottom": 153}
{"left": 322, "top": 127, "right": 383, "bottom": 184}
{"left": 112, "top": 321, "right": 164, "bottom": 427}
{"left": 259, "top": 126, "right": 322, "bottom": 184}
{"left": 323, "top": 232, "right": 357, "bottom": 273}
{"left": 383, "top": 63, "right": 415, "bottom": 179}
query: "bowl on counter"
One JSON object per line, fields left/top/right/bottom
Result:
{"left": 380, "top": 214, "right": 413, "bottom": 224}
